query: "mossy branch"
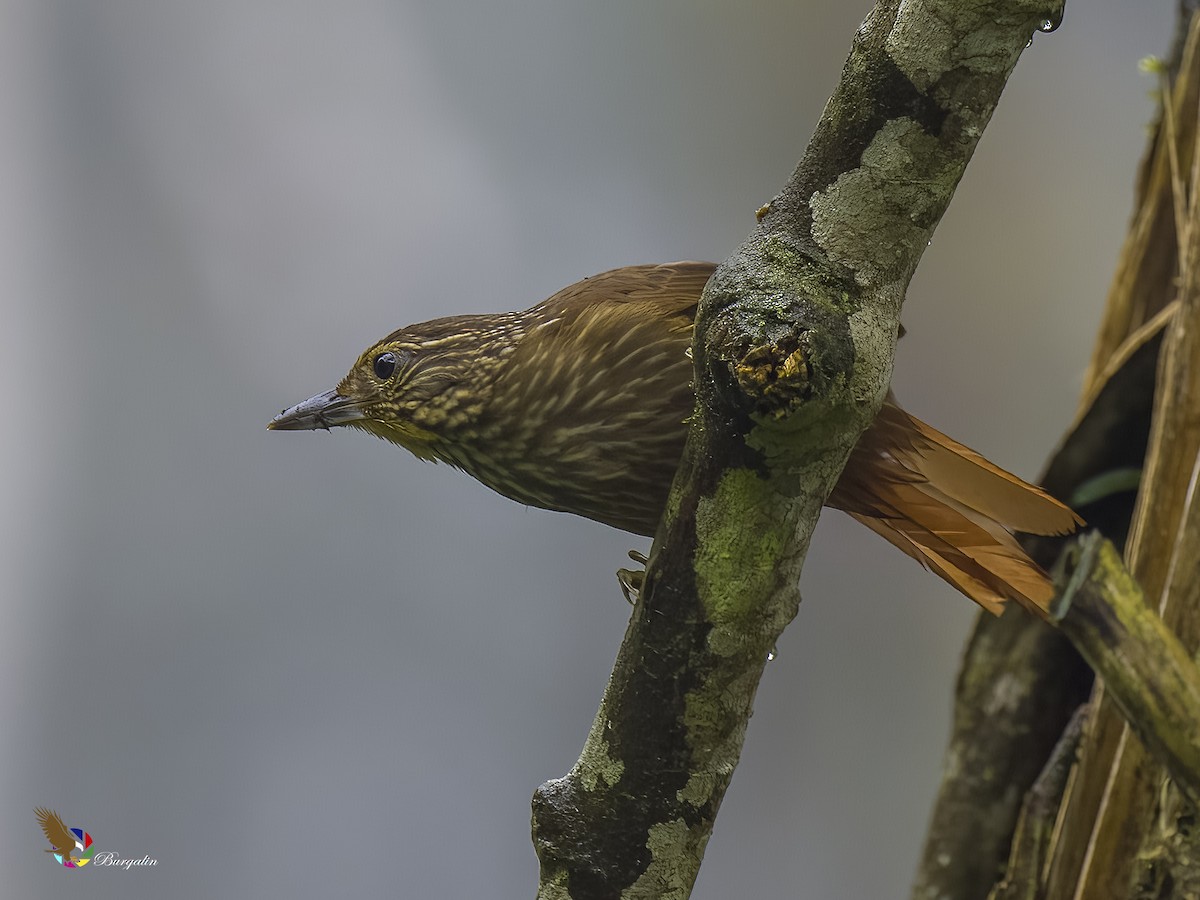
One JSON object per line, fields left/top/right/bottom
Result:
{"left": 1050, "top": 532, "right": 1200, "bottom": 809}
{"left": 530, "top": 2, "right": 1066, "bottom": 898}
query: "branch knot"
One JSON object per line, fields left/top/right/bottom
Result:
{"left": 733, "top": 334, "right": 813, "bottom": 418}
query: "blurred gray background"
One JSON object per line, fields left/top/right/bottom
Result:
{"left": 1, "top": 2, "right": 1172, "bottom": 897}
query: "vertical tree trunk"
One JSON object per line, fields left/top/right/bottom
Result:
{"left": 917, "top": 6, "right": 1200, "bottom": 899}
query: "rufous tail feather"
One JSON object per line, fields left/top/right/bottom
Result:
{"left": 829, "top": 396, "right": 1083, "bottom": 617}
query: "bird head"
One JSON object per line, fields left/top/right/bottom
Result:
{"left": 268, "top": 315, "right": 517, "bottom": 461}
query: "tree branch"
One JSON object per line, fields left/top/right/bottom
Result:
{"left": 1050, "top": 532, "right": 1200, "bottom": 809}
{"left": 531, "top": 2, "right": 1066, "bottom": 897}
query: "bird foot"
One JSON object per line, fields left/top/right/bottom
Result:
{"left": 616, "top": 550, "right": 650, "bottom": 604}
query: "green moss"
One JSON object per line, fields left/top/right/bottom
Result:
{"left": 757, "top": 235, "right": 858, "bottom": 316}
{"left": 536, "top": 871, "right": 572, "bottom": 900}
{"left": 693, "top": 468, "right": 788, "bottom": 627}
{"left": 746, "top": 397, "right": 857, "bottom": 478}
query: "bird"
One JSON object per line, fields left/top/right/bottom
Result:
{"left": 35, "top": 808, "right": 77, "bottom": 863}
{"left": 269, "top": 261, "right": 1081, "bottom": 616}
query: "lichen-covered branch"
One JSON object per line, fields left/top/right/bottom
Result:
{"left": 1050, "top": 532, "right": 1200, "bottom": 809}
{"left": 531, "top": 2, "right": 1065, "bottom": 897}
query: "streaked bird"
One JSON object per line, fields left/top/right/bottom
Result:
{"left": 270, "top": 261, "right": 1080, "bottom": 616}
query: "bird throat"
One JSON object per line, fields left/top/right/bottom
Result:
{"left": 347, "top": 418, "right": 443, "bottom": 461}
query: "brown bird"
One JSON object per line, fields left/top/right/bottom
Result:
{"left": 35, "top": 808, "right": 77, "bottom": 863}
{"left": 269, "top": 261, "right": 1080, "bottom": 616}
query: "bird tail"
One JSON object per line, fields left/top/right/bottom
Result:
{"left": 830, "top": 398, "right": 1082, "bottom": 617}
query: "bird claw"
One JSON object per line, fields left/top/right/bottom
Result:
{"left": 617, "top": 550, "right": 649, "bottom": 604}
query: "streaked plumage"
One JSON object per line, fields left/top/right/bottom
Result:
{"left": 271, "top": 261, "right": 1080, "bottom": 616}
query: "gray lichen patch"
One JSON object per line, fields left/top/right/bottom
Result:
{"left": 887, "top": 3, "right": 1035, "bottom": 90}
{"left": 983, "top": 671, "right": 1027, "bottom": 718}
{"left": 845, "top": 288, "right": 901, "bottom": 405}
{"left": 810, "top": 117, "right": 957, "bottom": 288}
{"left": 574, "top": 727, "right": 625, "bottom": 792}
{"left": 677, "top": 768, "right": 722, "bottom": 808}
{"left": 624, "top": 819, "right": 710, "bottom": 900}
{"left": 885, "top": 4, "right": 956, "bottom": 91}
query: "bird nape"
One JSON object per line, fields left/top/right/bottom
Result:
{"left": 269, "top": 261, "right": 1081, "bottom": 617}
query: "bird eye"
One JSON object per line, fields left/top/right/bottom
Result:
{"left": 373, "top": 352, "right": 397, "bottom": 380}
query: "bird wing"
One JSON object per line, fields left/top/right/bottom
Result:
{"left": 542, "top": 260, "right": 716, "bottom": 322}
{"left": 35, "top": 808, "right": 75, "bottom": 851}
{"left": 474, "top": 261, "right": 712, "bottom": 535}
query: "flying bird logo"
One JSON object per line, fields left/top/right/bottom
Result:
{"left": 35, "top": 808, "right": 94, "bottom": 868}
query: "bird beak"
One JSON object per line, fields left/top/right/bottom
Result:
{"left": 268, "top": 389, "right": 366, "bottom": 431}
